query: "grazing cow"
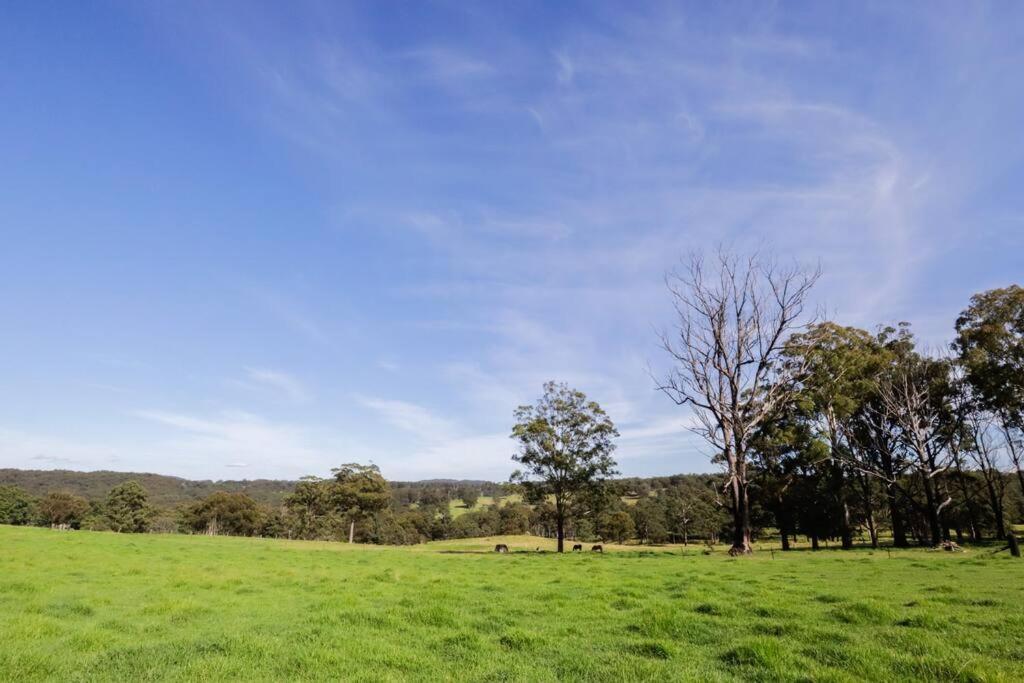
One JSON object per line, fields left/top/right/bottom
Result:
{"left": 494, "top": 544, "right": 509, "bottom": 553}
{"left": 572, "top": 544, "right": 583, "bottom": 552}
{"left": 591, "top": 544, "right": 603, "bottom": 553}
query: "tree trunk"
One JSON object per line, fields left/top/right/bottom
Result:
{"left": 728, "top": 473, "right": 752, "bottom": 555}
{"left": 348, "top": 520, "right": 355, "bottom": 544}
{"left": 953, "top": 455, "right": 981, "bottom": 542}
{"left": 999, "top": 419, "right": 1024, "bottom": 498}
{"left": 840, "top": 499, "right": 853, "bottom": 550}
{"left": 857, "top": 472, "right": 877, "bottom": 548}
{"left": 865, "top": 511, "right": 878, "bottom": 549}
{"left": 555, "top": 502, "right": 565, "bottom": 553}
{"left": 921, "top": 474, "right": 942, "bottom": 546}
{"left": 879, "top": 443, "right": 909, "bottom": 547}
{"left": 984, "top": 478, "right": 1006, "bottom": 539}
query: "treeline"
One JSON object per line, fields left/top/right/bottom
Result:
{"left": 755, "top": 290, "right": 1024, "bottom": 549}
{"left": 0, "top": 468, "right": 734, "bottom": 545}
{"left": 0, "top": 468, "right": 295, "bottom": 508}
{"left": 652, "top": 251, "right": 1024, "bottom": 553}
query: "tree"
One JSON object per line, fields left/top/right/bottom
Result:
{"left": 181, "top": 492, "right": 264, "bottom": 536}
{"left": 510, "top": 381, "right": 619, "bottom": 552}
{"left": 104, "top": 481, "right": 152, "bottom": 533}
{"left": 37, "top": 491, "right": 90, "bottom": 528}
{"left": 954, "top": 285, "right": 1024, "bottom": 496}
{"left": 0, "top": 485, "right": 35, "bottom": 525}
{"left": 457, "top": 485, "right": 480, "bottom": 510}
{"left": 498, "top": 501, "right": 532, "bottom": 535}
{"left": 284, "top": 477, "right": 333, "bottom": 540}
{"left": 785, "top": 323, "right": 889, "bottom": 549}
{"left": 330, "top": 463, "right": 391, "bottom": 542}
{"left": 966, "top": 410, "right": 1009, "bottom": 539}
{"left": 631, "top": 497, "right": 669, "bottom": 544}
{"left": 599, "top": 510, "right": 635, "bottom": 544}
{"left": 656, "top": 249, "right": 819, "bottom": 554}
{"left": 876, "top": 354, "right": 956, "bottom": 546}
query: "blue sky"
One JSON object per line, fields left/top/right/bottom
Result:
{"left": 1, "top": 2, "right": 1022, "bottom": 481}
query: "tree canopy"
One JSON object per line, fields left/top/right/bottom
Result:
{"left": 510, "top": 381, "right": 619, "bottom": 552}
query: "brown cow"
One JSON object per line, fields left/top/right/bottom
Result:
{"left": 494, "top": 544, "right": 509, "bottom": 553}
{"left": 572, "top": 544, "right": 583, "bottom": 552}
{"left": 591, "top": 544, "right": 603, "bottom": 553}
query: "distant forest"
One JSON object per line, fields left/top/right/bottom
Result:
{"left": 0, "top": 468, "right": 504, "bottom": 509}
{"left": 0, "top": 466, "right": 738, "bottom": 545}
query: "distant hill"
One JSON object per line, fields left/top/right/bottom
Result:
{"left": 0, "top": 468, "right": 708, "bottom": 510}
{"left": 0, "top": 469, "right": 297, "bottom": 508}
{"left": 0, "top": 469, "right": 511, "bottom": 509}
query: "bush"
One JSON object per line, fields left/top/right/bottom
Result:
{"left": 181, "top": 492, "right": 265, "bottom": 536}
{"left": 0, "top": 485, "right": 36, "bottom": 525}
{"left": 36, "top": 491, "right": 90, "bottom": 528}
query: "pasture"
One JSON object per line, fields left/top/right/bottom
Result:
{"left": 1, "top": 526, "right": 1022, "bottom": 681}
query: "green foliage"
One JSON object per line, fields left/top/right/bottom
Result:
{"left": 456, "top": 485, "right": 480, "bottom": 509}
{"left": 955, "top": 285, "right": 1024, "bottom": 422}
{"left": 181, "top": 492, "right": 264, "bottom": 536}
{"left": 330, "top": 463, "right": 390, "bottom": 518}
{"left": 599, "top": 510, "right": 635, "bottom": 543}
{"left": 0, "top": 485, "right": 35, "bottom": 525}
{"left": 631, "top": 497, "right": 669, "bottom": 544}
{"left": 104, "top": 481, "right": 153, "bottom": 533}
{"left": 497, "top": 501, "right": 531, "bottom": 535}
{"left": 0, "top": 468, "right": 295, "bottom": 508}
{"left": 510, "top": 381, "right": 619, "bottom": 551}
{"left": 35, "top": 491, "right": 90, "bottom": 528}
{"left": 282, "top": 464, "right": 391, "bottom": 541}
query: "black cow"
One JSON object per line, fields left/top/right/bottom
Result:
{"left": 494, "top": 544, "right": 509, "bottom": 553}
{"left": 591, "top": 544, "right": 603, "bottom": 553}
{"left": 572, "top": 543, "right": 583, "bottom": 552}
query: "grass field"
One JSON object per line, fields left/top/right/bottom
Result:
{"left": 2, "top": 526, "right": 1022, "bottom": 681}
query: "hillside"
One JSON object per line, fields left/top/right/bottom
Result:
{"left": 0, "top": 469, "right": 297, "bottom": 508}
{"left": 0, "top": 469, "right": 515, "bottom": 508}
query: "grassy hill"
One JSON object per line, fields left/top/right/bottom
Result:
{"left": 2, "top": 525, "right": 1021, "bottom": 680}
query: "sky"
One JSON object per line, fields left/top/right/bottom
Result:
{"left": 1, "top": 2, "right": 1022, "bottom": 482}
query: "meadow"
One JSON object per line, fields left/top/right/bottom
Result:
{"left": 1, "top": 526, "right": 1022, "bottom": 682}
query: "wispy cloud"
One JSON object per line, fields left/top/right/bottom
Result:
{"left": 247, "top": 287, "right": 330, "bottom": 346}
{"left": 241, "top": 367, "right": 310, "bottom": 403}
{"left": 357, "top": 397, "right": 457, "bottom": 444}
{"left": 133, "top": 409, "right": 336, "bottom": 477}
{"left": 25, "top": 2, "right": 1017, "bottom": 481}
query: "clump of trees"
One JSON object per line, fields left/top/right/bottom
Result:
{"left": 0, "top": 485, "right": 36, "bottom": 525}
{"left": 655, "top": 249, "right": 1024, "bottom": 552}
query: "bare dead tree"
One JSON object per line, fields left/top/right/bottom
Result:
{"left": 968, "top": 411, "right": 1009, "bottom": 539}
{"left": 655, "top": 248, "right": 819, "bottom": 555}
{"left": 876, "top": 363, "right": 954, "bottom": 546}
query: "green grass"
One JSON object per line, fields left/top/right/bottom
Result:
{"left": 448, "top": 494, "right": 521, "bottom": 516}
{"left": 1, "top": 526, "right": 1022, "bottom": 681}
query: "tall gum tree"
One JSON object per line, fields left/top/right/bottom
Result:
{"left": 954, "top": 285, "right": 1024, "bottom": 497}
{"left": 510, "top": 382, "right": 619, "bottom": 553}
{"left": 656, "top": 249, "right": 819, "bottom": 555}
{"left": 785, "top": 323, "right": 890, "bottom": 549}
